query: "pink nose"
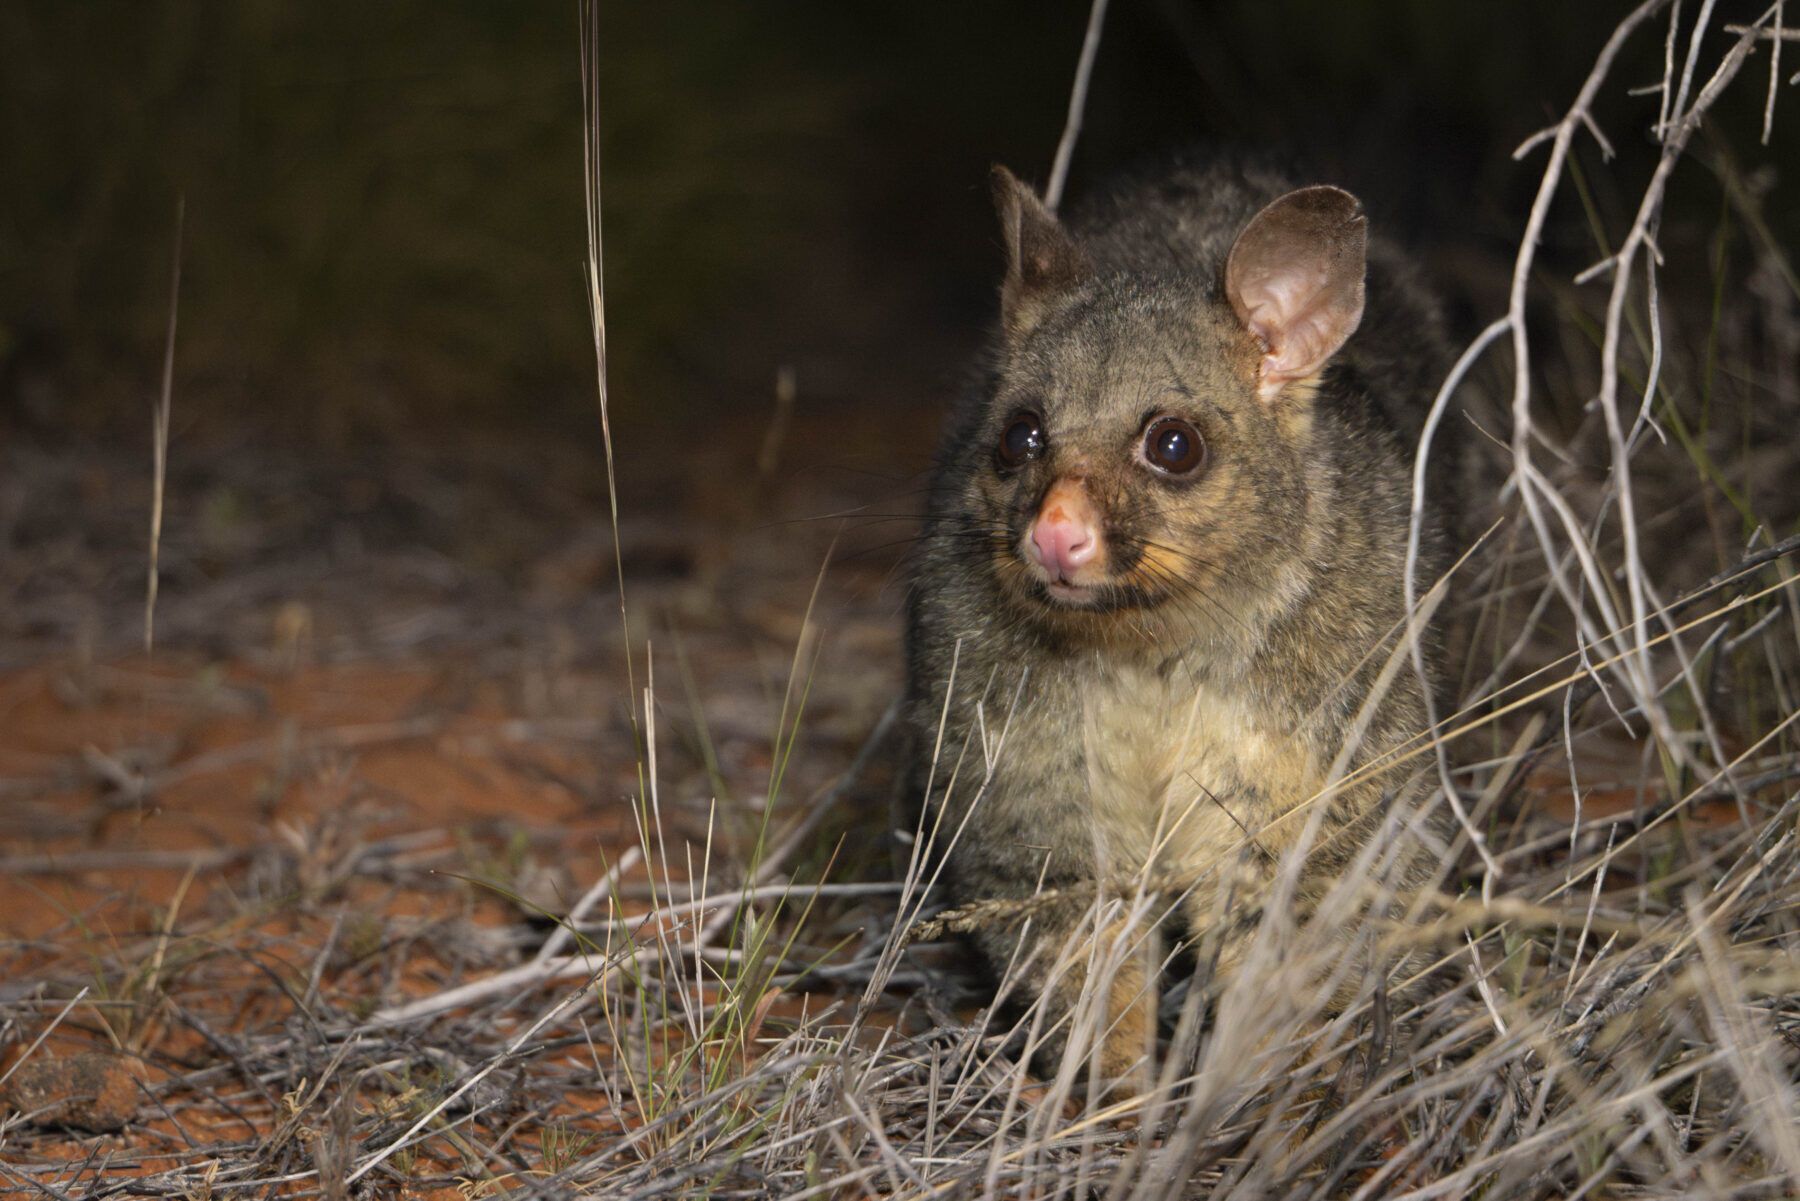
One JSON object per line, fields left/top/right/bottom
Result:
{"left": 1030, "top": 509, "right": 1098, "bottom": 580}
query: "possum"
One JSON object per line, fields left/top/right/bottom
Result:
{"left": 899, "top": 152, "right": 1456, "bottom": 1088}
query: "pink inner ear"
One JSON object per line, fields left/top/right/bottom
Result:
{"left": 1266, "top": 292, "right": 1346, "bottom": 381}
{"left": 1234, "top": 256, "right": 1362, "bottom": 397}
{"left": 1238, "top": 267, "right": 1330, "bottom": 350}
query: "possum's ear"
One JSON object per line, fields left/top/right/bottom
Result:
{"left": 992, "top": 165, "right": 1089, "bottom": 341}
{"left": 1225, "top": 186, "right": 1366, "bottom": 402}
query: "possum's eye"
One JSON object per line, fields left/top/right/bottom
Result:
{"left": 996, "top": 412, "right": 1046, "bottom": 469}
{"left": 1140, "top": 416, "right": 1206, "bottom": 476}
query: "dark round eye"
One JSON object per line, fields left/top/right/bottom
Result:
{"left": 1142, "top": 416, "right": 1206, "bottom": 476}
{"left": 997, "top": 412, "right": 1046, "bottom": 468}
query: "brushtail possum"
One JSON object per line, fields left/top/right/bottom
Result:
{"left": 901, "top": 154, "right": 1455, "bottom": 1086}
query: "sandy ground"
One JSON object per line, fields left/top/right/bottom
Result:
{"left": 0, "top": 405, "right": 936, "bottom": 1188}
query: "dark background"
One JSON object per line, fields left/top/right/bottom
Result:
{"left": 4, "top": 1, "right": 1792, "bottom": 450}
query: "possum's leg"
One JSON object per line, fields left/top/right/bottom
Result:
{"left": 966, "top": 897, "right": 1159, "bottom": 1093}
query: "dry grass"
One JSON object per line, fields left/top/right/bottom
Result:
{"left": 3, "top": 2, "right": 1799, "bottom": 1198}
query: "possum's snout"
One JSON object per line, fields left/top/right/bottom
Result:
{"left": 1026, "top": 476, "right": 1104, "bottom": 584}
{"left": 1022, "top": 475, "right": 1114, "bottom": 608}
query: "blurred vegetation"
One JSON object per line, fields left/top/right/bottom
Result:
{"left": 0, "top": 3, "right": 881, "bottom": 439}
{"left": 1, "top": 1, "right": 1792, "bottom": 442}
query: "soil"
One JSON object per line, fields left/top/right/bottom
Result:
{"left": 0, "top": 402, "right": 939, "bottom": 1191}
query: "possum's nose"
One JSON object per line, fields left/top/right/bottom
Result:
{"left": 1028, "top": 479, "right": 1102, "bottom": 581}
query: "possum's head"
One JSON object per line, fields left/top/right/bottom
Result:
{"left": 962, "top": 166, "right": 1368, "bottom": 647}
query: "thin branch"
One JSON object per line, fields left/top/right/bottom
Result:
{"left": 1044, "top": 0, "right": 1110, "bottom": 212}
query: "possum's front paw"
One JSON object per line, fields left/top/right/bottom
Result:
{"left": 1094, "top": 975, "right": 1157, "bottom": 1099}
